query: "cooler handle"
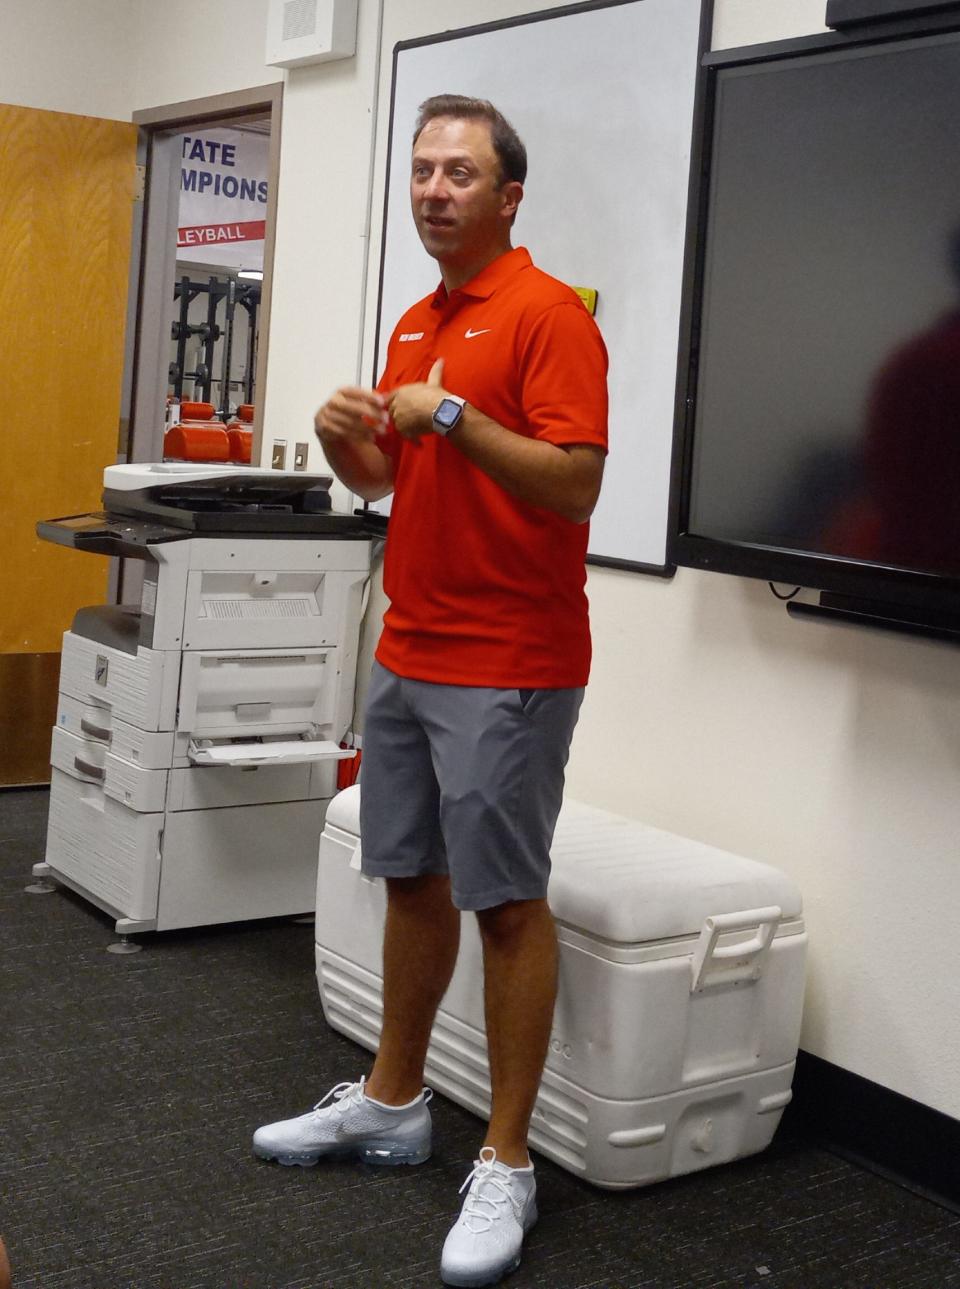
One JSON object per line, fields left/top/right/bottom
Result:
{"left": 690, "top": 906, "right": 781, "bottom": 993}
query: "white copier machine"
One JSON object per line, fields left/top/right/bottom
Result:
{"left": 34, "top": 464, "right": 378, "bottom": 940}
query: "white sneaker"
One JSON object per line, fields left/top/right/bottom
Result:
{"left": 440, "top": 1147, "right": 538, "bottom": 1287}
{"left": 252, "top": 1077, "right": 433, "bottom": 1167}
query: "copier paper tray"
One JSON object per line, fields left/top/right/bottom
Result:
{"left": 189, "top": 739, "right": 353, "bottom": 768}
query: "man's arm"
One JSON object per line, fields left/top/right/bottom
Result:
{"left": 314, "top": 385, "right": 395, "bottom": 502}
{"left": 387, "top": 360, "right": 605, "bottom": 524}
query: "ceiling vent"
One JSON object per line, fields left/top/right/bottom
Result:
{"left": 265, "top": 0, "right": 358, "bottom": 69}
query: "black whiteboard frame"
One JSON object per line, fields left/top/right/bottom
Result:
{"left": 369, "top": 0, "right": 715, "bottom": 578}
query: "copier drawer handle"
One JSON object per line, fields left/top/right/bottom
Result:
{"left": 80, "top": 716, "right": 111, "bottom": 741}
{"left": 74, "top": 756, "right": 105, "bottom": 781}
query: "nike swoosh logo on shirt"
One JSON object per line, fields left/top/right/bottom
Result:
{"left": 464, "top": 328, "right": 492, "bottom": 339}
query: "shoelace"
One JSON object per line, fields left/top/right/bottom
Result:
{"left": 312, "top": 1078, "right": 367, "bottom": 1117}
{"left": 458, "top": 1147, "right": 523, "bottom": 1234}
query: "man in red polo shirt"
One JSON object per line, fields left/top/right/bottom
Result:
{"left": 255, "top": 95, "right": 607, "bottom": 1287}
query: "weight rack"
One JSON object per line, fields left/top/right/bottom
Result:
{"left": 169, "top": 274, "right": 261, "bottom": 413}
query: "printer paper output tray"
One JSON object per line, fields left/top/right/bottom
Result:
{"left": 38, "top": 508, "right": 371, "bottom": 556}
{"left": 37, "top": 463, "right": 387, "bottom": 556}
{"left": 188, "top": 739, "right": 356, "bottom": 768}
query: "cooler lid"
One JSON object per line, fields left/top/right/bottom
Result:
{"left": 548, "top": 800, "right": 803, "bottom": 944}
{"left": 327, "top": 788, "right": 802, "bottom": 945}
{"left": 326, "top": 783, "right": 362, "bottom": 833}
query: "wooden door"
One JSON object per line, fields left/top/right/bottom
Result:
{"left": 0, "top": 105, "right": 137, "bottom": 785}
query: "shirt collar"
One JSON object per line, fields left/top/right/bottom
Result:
{"left": 430, "top": 247, "right": 533, "bottom": 308}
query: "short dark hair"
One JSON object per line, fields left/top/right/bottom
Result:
{"left": 412, "top": 95, "right": 527, "bottom": 186}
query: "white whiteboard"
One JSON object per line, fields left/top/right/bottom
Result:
{"left": 371, "top": 0, "right": 707, "bottom": 571}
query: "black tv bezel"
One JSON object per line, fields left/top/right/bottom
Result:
{"left": 669, "top": 15, "right": 960, "bottom": 623}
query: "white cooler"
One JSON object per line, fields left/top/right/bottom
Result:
{"left": 314, "top": 785, "right": 807, "bottom": 1190}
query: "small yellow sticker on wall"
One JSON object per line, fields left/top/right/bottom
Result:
{"left": 571, "top": 286, "right": 598, "bottom": 316}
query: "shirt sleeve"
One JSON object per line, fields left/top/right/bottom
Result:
{"left": 518, "top": 302, "right": 609, "bottom": 452}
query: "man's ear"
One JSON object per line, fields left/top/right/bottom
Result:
{"left": 500, "top": 181, "right": 523, "bottom": 221}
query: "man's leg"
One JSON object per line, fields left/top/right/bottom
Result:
{"left": 251, "top": 877, "right": 449, "bottom": 1167}
{"left": 476, "top": 897, "right": 557, "bottom": 1167}
{"left": 253, "top": 664, "right": 448, "bottom": 1167}
{"left": 365, "top": 872, "right": 461, "bottom": 1105}
{"left": 439, "top": 897, "right": 551, "bottom": 1285}
{"left": 359, "top": 663, "right": 457, "bottom": 1102}
{"left": 425, "top": 684, "right": 579, "bottom": 1286}
{"left": 412, "top": 681, "right": 580, "bottom": 1166}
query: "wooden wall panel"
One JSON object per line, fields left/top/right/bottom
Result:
{"left": 0, "top": 105, "right": 137, "bottom": 654}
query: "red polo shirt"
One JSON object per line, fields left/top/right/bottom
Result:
{"left": 374, "top": 247, "right": 608, "bottom": 687}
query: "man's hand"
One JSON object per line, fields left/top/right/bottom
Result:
{"left": 387, "top": 359, "right": 447, "bottom": 441}
{"left": 312, "top": 384, "right": 394, "bottom": 503}
{"left": 314, "top": 385, "right": 388, "bottom": 447}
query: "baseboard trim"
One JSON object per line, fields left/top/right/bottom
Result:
{"left": 785, "top": 1050, "right": 960, "bottom": 1213}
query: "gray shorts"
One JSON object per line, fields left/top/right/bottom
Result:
{"left": 358, "top": 661, "right": 584, "bottom": 911}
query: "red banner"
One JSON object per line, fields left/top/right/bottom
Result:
{"left": 177, "top": 220, "right": 266, "bottom": 248}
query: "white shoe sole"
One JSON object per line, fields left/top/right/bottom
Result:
{"left": 253, "top": 1138, "right": 432, "bottom": 1168}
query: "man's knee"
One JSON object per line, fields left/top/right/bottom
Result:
{"left": 476, "top": 897, "right": 554, "bottom": 945}
{"left": 385, "top": 871, "right": 454, "bottom": 909}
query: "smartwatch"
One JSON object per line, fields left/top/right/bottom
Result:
{"left": 432, "top": 395, "right": 466, "bottom": 436}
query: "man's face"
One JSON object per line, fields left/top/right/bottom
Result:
{"left": 410, "top": 116, "right": 521, "bottom": 274}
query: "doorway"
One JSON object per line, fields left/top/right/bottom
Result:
{"left": 119, "top": 84, "right": 283, "bottom": 606}
{"left": 128, "top": 84, "right": 283, "bottom": 473}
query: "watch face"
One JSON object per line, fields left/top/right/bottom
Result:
{"left": 434, "top": 398, "right": 463, "bottom": 430}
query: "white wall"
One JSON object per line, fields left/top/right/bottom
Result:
{"left": 584, "top": 0, "right": 958, "bottom": 1121}
{"left": 9, "top": 0, "right": 957, "bottom": 1123}
{"left": 575, "top": 568, "right": 960, "bottom": 1119}
{"left": 128, "top": 0, "right": 282, "bottom": 111}
{"left": 0, "top": 0, "right": 138, "bottom": 119}
{"left": 0, "top": 0, "right": 281, "bottom": 119}
{"left": 260, "top": 0, "right": 384, "bottom": 492}
{"left": 260, "top": 0, "right": 960, "bottom": 1124}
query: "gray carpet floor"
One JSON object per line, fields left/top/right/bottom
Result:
{"left": 2, "top": 787, "right": 959, "bottom": 1289}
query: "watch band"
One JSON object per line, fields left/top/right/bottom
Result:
{"left": 432, "top": 395, "right": 466, "bottom": 436}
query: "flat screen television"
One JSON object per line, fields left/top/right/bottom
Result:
{"left": 672, "top": 17, "right": 960, "bottom": 638}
